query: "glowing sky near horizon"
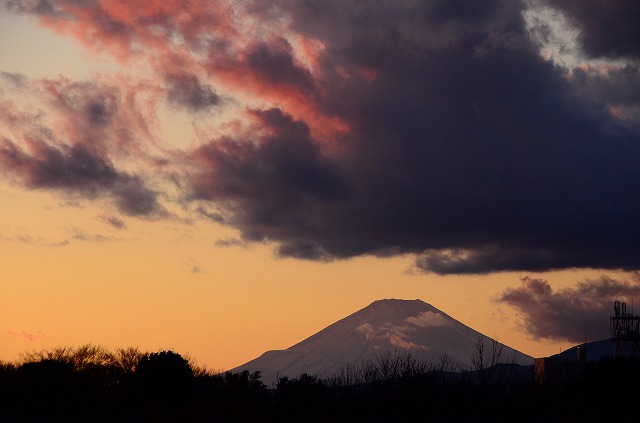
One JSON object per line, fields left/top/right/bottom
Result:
{"left": 2, "top": 0, "right": 640, "bottom": 371}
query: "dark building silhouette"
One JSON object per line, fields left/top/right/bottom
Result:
{"left": 534, "top": 346, "right": 586, "bottom": 385}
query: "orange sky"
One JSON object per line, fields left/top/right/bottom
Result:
{"left": 2, "top": 2, "right": 639, "bottom": 372}
{"left": 0, "top": 171, "right": 618, "bottom": 369}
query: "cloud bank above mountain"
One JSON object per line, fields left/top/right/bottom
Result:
{"left": 1, "top": 0, "right": 640, "bottom": 274}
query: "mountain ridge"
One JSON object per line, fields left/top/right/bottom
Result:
{"left": 228, "top": 298, "right": 535, "bottom": 387}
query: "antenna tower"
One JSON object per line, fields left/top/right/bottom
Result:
{"left": 610, "top": 300, "right": 640, "bottom": 357}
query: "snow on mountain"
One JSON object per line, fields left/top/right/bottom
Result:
{"left": 227, "top": 298, "right": 535, "bottom": 387}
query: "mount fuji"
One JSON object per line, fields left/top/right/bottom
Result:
{"left": 228, "top": 298, "right": 535, "bottom": 387}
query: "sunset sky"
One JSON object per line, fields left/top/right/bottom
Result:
{"left": 2, "top": 0, "right": 640, "bottom": 372}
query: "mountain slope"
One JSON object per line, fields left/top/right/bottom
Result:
{"left": 552, "top": 338, "right": 616, "bottom": 362}
{"left": 228, "top": 298, "right": 534, "bottom": 387}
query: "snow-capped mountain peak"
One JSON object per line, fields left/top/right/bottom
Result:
{"left": 228, "top": 298, "right": 534, "bottom": 387}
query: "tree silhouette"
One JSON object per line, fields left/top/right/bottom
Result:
{"left": 135, "top": 350, "right": 194, "bottom": 387}
{"left": 471, "top": 336, "right": 504, "bottom": 386}
{"left": 131, "top": 350, "right": 195, "bottom": 421}
{"left": 8, "top": 342, "right": 634, "bottom": 421}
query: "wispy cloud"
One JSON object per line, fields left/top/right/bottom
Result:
{"left": 7, "top": 330, "right": 46, "bottom": 342}
{"left": 214, "top": 238, "right": 248, "bottom": 248}
{"left": 0, "top": 74, "right": 165, "bottom": 217}
{"left": 98, "top": 214, "right": 127, "bottom": 230}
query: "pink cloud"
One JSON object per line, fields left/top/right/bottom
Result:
{"left": 23, "top": 1, "right": 349, "bottom": 145}
{"left": 7, "top": 330, "right": 46, "bottom": 342}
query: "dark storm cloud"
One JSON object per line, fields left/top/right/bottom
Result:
{"left": 111, "top": 175, "right": 161, "bottom": 216}
{"left": 568, "top": 65, "right": 640, "bottom": 132}
{"left": 190, "top": 108, "right": 349, "bottom": 255}
{"left": 185, "top": 0, "right": 640, "bottom": 273}
{"left": 6, "top": 0, "right": 640, "bottom": 274}
{"left": 242, "top": 38, "right": 316, "bottom": 94}
{"left": 0, "top": 139, "right": 117, "bottom": 189}
{"left": 165, "top": 72, "right": 221, "bottom": 113}
{"left": 545, "top": 0, "right": 640, "bottom": 60}
{"left": 570, "top": 65, "right": 640, "bottom": 106}
{"left": 272, "top": 0, "right": 524, "bottom": 53}
{"left": 0, "top": 139, "right": 161, "bottom": 216}
{"left": 191, "top": 109, "right": 349, "bottom": 205}
{"left": 496, "top": 275, "right": 640, "bottom": 342}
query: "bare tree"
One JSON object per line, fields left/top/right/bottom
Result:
{"left": 114, "top": 347, "right": 144, "bottom": 374}
{"left": 471, "top": 336, "right": 504, "bottom": 386}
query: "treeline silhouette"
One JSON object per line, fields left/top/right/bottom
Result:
{"left": 1, "top": 343, "right": 638, "bottom": 422}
